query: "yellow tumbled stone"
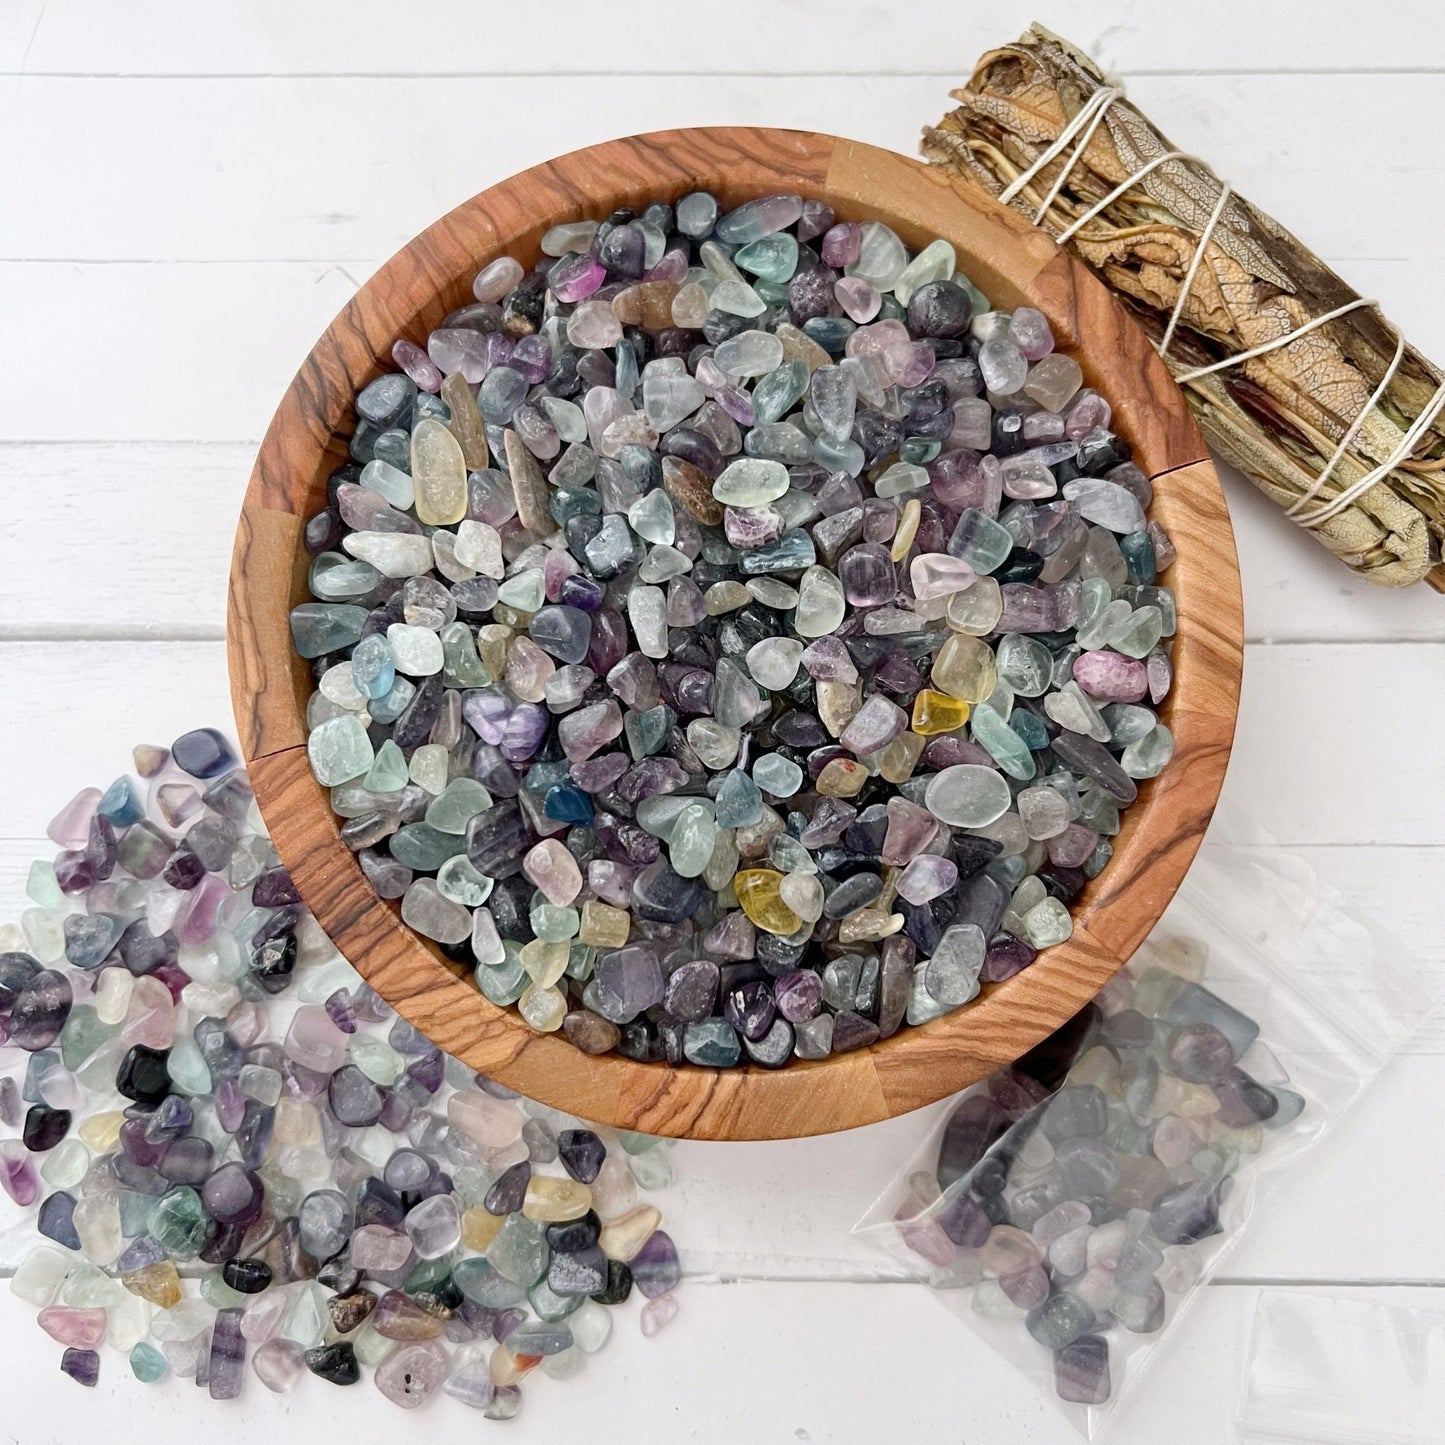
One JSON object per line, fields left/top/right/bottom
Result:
{"left": 876, "top": 731, "right": 926, "bottom": 784}
{"left": 578, "top": 899, "right": 630, "bottom": 949}
{"left": 521, "top": 1175, "right": 593, "bottom": 1222}
{"left": 734, "top": 869, "right": 802, "bottom": 935}
{"left": 79, "top": 1111, "right": 124, "bottom": 1150}
{"left": 477, "top": 624, "right": 514, "bottom": 678}
{"left": 598, "top": 1204, "right": 662, "bottom": 1262}
{"left": 461, "top": 1207, "right": 505, "bottom": 1252}
{"left": 816, "top": 679, "right": 862, "bottom": 738}
{"left": 911, "top": 689, "right": 971, "bottom": 735}
{"left": 890, "top": 497, "right": 921, "bottom": 562}
{"left": 815, "top": 757, "right": 869, "bottom": 797}
{"left": 931, "top": 632, "right": 997, "bottom": 703}
{"left": 520, "top": 939, "right": 569, "bottom": 987}
{"left": 123, "top": 1261, "right": 182, "bottom": 1308}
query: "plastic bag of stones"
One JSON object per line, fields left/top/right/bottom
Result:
{"left": 851, "top": 835, "right": 1431, "bottom": 1438}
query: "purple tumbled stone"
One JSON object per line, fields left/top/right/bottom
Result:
{"left": 630, "top": 1229, "right": 681, "bottom": 1298}
{"left": 982, "top": 931, "right": 1037, "bottom": 982}
{"left": 60, "top": 1348, "right": 100, "bottom": 1387}
{"left": 1072, "top": 650, "right": 1148, "bottom": 703}
{"left": 896, "top": 853, "right": 958, "bottom": 905}
{"left": 774, "top": 970, "right": 823, "bottom": 1024}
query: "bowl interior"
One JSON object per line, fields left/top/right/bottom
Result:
{"left": 229, "top": 127, "right": 1241, "bottom": 1140}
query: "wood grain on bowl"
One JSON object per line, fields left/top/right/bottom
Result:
{"left": 228, "top": 128, "right": 1243, "bottom": 1140}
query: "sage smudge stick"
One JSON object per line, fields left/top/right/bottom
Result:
{"left": 924, "top": 24, "right": 1445, "bottom": 589}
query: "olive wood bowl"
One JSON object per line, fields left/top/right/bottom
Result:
{"left": 228, "top": 127, "right": 1243, "bottom": 1141}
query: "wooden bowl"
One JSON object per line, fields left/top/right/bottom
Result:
{"left": 228, "top": 127, "right": 1242, "bottom": 1141}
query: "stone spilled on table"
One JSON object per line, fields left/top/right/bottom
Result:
{"left": 0, "top": 734, "right": 681, "bottom": 1411}
{"left": 295, "top": 191, "right": 1178, "bottom": 1067}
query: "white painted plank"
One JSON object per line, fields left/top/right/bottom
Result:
{"left": 3, "top": 74, "right": 1442, "bottom": 272}
{"left": 0, "top": 1272, "right": 1432, "bottom": 1445}
{"left": 9, "top": 441, "right": 1445, "bottom": 645}
{"left": 2, "top": 0, "right": 1442, "bottom": 76}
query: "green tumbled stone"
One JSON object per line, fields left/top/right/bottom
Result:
{"left": 682, "top": 1019, "right": 741, "bottom": 1067}
{"left": 1121, "top": 724, "right": 1174, "bottom": 779}
{"left": 1107, "top": 605, "right": 1164, "bottom": 658}
{"left": 348, "top": 1035, "right": 406, "bottom": 1086}
{"left": 733, "top": 233, "right": 799, "bottom": 283}
{"left": 668, "top": 802, "right": 717, "bottom": 880}
{"left": 441, "top": 621, "right": 491, "bottom": 686}
{"left": 425, "top": 778, "right": 492, "bottom": 834}
{"left": 752, "top": 360, "right": 810, "bottom": 425}
{"left": 488, "top": 1215, "right": 549, "bottom": 1287}
{"left": 476, "top": 951, "right": 528, "bottom": 1007}
{"left": 148, "top": 1187, "right": 213, "bottom": 1259}
{"left": 59, "top": 1007, "right": 116, "bottom": 1071}
{"left": 531, "top": 902, "right": 580, "bottom": 942}
{"left": 308, "top": 715, "right": 374, "bottom": 787}
{"left": 528, "top": 1277, "right": 586, "bottom": 1323}
{"left": 130, "top": 1342, "right": 168, "bottom": 1383}
{"left": 363, "top": 739, "right": 408, "bottom": 793}
{"left": 389, "top": 823, "right": 465, "bottom": 871}
{"left": 497, "top": 568, "right": 546, "bottom": 611}
{"left": 969, "top": 702, "right": 1036, "bottom": 781}
{"left": 290, "top": 604, "right": 367, "bottom": 659}
{"left": 26, "top": 860, "right": 62, "bottom": 908}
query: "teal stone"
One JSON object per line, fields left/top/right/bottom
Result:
{"left": 752, "top": 278, "right": 791, "bottom": 306}
{"left": 625, "top": 705, "right": 675, "bottom": 761}
{"left": 425, "top": 778, "right": 492, "bottom": 834}
{"left": 403, "top": 1256, "right": 453, "bottom": 1295}
{"left": 1101, "top": 703, "right": 1157, "bottom": 746}
{"left": 682, "top": 1019, "right": 742, "bottom": 1067}
{"left": 436, "top": 855, "right": 493, "bottom": 907}
{"left": 1010, "top": 709, "right": 1051, "bottom": 751}
{"left": 948, "top": 509, "right": 1014, "bottom": 574}
{"left": 310, "top": 554, "right": 381, "bottom": 603}
{"left": 363, "top": 739, "right": 409, "bottom": 792}
{"left": 566, "top": 943, "right": 597, "bottom": 980}
{"left": 531, "top": 902, "right": 580, "bottom": 942}
{"left": 906, "top": 963, "right": 949, "bottom": 1025}
{"left": 1083, "top": 840, "right": 1113, "bottom": 878}
{"left": 752, "top": 360, "right": 810, "bottom": 425}
{"left": 414, "top": 392, "right": 450, "bottom": 423}
{"left": 734, "top": 233, "right": 799, "bottom": 282}
{"left": 1121, "top": 724, "right": 1174, "bottom": 779}
{"left": 389, "top": 823, "right": 466, "bottom": 870}
{"left": 900, "top": 436, "right": 942, "bottom": 465}
{"left": 550, "top": 483, "right": 603, "bottom": 527}
{"left": 26, "top": 860, "right": 61, "bottom": 907}
{"left": 118, "top": 1190, "right": 153, "bottom": 1238}
{"left": 166, "top": 1037, "right": 212, "bottom": 1095}
{"left": 130, "top": 1342, "right": 168, "bottom": 1383}
{"left": 59, "top": 1007, "right": 116, "bottom": 1070}
{"left": 350, "top": 634, "right": 395, "bottom": 700}
{"left": 98, "top": 776, "right": 143, "bottom": 826}
{"left": 752, "top": 753, "right": 803, "bottom": 799}
{"left": 812, "top": 433, "right": 865, "bottom": 476}
{"left": 476, "top": 950, "right": 528, "bottom": 1006}
{"left": 668, "top": 802, "right": 717, "bottom": 880}
{"left": 148, "top": 1186, "right": 213, "bottom": 1259}
{"left": 744, "top": 421, "right": 813, "bottom": 464}
{"left": 802, "top": 316, "right": 855, "bottom": 353}
{"left": 1120, "top": 530, "right": 1157, "bottom": 585}
{"left": 714, "top": 769, "right": 764, "bottom": 829}
{"left": 370, "top": 676, "right": 416, "bottom": 724}
{"left": 308, "top": 715, "right": 374, "bottom": 787}
{"left": 970, "top": 703, "right": 1036, "bottom": 781}
{"left": 737, "top": 529, "right": 817, "bottom": 575}
{"left": 1107, "top": 605, "right": 1164, "bottom": 658}
{"left": 441, "top": 621, "right": 491, "bottom": 686}
{"left": 527, "top": 1277, "right": 585, "bottom": 1323}
{"left": 453, "top": 1257, "right": 526, "bottom": 1308}
{"left": 878, "top": 294, "right": 906, "bottom": 321}
{"left": 768, "top": 834, "right": 817, "bottom": 876}
{"left": 290, "top": 603, "right": 367, "bottom": 658}
{"left": 488, "top": 1215, "right": 549, "bottom": 1287}
{"left": 635, "top": 795, "right": 695, "bottom": 841}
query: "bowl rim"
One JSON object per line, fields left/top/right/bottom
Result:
{"left": 228, "top": 125, "right": 1242, "bottom": 1140}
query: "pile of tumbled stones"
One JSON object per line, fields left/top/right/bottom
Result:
{"left": 0, "top": 730, "right": 680, "bottom": 1408}
{"left": 891, "top": 938, "right": 1304, "bottom": 1405}
{"left": 294, "top": 188, "right": 1178, "bottom": 1069}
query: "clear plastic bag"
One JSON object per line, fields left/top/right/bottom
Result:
{"left": 852, "top": 829, "right": 1433, "bottom": 1438}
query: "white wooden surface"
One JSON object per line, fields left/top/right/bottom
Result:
{"left": 2, "top": 4, "right": 1443, "bottom": 1439}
